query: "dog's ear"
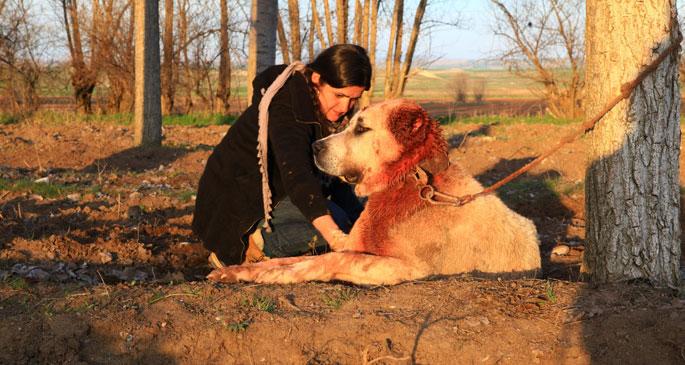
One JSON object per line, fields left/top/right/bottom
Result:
{"left": 389, "top": 102, "right": 430, "bottom": 149}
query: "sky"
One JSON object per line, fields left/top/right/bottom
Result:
{"left": 410, "top": 0, "right": 505, "bottom": 62}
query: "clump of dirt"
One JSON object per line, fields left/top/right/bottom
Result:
{"left": 1, "top": 107, "right": 684, "bottom": 364}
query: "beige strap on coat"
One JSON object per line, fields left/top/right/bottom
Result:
{"left": 257, "top": 61, "right": 306, "bottom": 232}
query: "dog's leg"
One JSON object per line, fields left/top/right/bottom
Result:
{"left": 207, "top": 252, "right": 424, "bottom": 285}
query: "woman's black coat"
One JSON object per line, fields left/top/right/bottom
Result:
{"left": 192, "top": 65, "right": 358, "bottom": 264}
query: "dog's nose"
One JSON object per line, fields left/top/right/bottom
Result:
{"left": 312, "top": 140, "right": 325, "bottom": 155}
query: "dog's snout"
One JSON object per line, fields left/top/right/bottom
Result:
{"left": 312, "top": 140, "right": 325, "bottom": 155}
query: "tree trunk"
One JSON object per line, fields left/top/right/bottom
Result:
{"left": 322, "top": 0, "right": 335, "bottom": 47}
{"left": 384, "top": 0, "right": 402, "bottom": 99}
{"left": 276, "top": 13, "right": 291, "bottom": 64}
{"left": 161, "top": 0, "right": 174, "bottom": 114}
{"left": 361, "top": 0, "right": 370, "bottom": 49}
{"left": 310, "top": 0, "right": 326, "bottom": 49}
{"left": 178, "top": 0, "right": 192, "bottom": 112}
{"left": 360, "top": 0, "right": 378, "bottom": 108}
{"left": 215, "top": 0, "right": 231, "bottom": 114}
{"left": 134, "top": 0, "right": 162, "bottom": 146}
{"left": 353, "top": 0, "right": 362, "bottom": 44}
{"left": 287, "top": 0, "right": 301, "bottom": 61}
{"left": 335, "top": 0, "right": 348, "bottom": 43}
{"left": 247, "top": 0, "right": 277, "bottom": 102}
{"left": 583, "top": 0, "right": 681, "bottom": 287}
{"left": 63, "top": 0, "right": 96, "bottom": 114}
{"left": 397, "top": 0, "right": 427, "bottom": 96}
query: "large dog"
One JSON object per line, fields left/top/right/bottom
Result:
{"left": 208, "top": 99, "right": 541, "bottom": 285}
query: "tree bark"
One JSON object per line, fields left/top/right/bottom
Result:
{"left": 583, "top": 0, "right": 681, "bottom": 287}
{"left": 397, "top": 0, "right": 427, "bottom": 96}
{"left": 247, "top": 0, "right": 277, "bottom": 102}
{"left": 276, "top": 13, "right": 291, "bottom": 64}
{"left": 360, "top": 0, "right": 378, "bottom": 108}
{"left": 161, "top": 0, "right": 174, "bottom": 114}
{"left": 335, "top": 0, "right": 348, "bottom": 43}
{"left": 215, "top": 0, "right": 231, "bottom": 114}
{"left": 384, "top": 0, "right": 402, "bottom": 99}
{"left": 353, "top": 0, "right": 362, "bottom": 44}
{"left": 322, "top": 0, "right": 335, "bottom": 47}
{"left": 287, "top": 0, "right": 301, "bottom": 61}
{"left": 62, "top": 0, "right": 97, "bottom": 114}
{"left": 134, "top": 0, "right": 162, "bottom": 146}
{"left": 310, "top": 0, "right": 326, "bottom": 49}
{"left": 361, "top": 0, "right": 370, "bottom": 49}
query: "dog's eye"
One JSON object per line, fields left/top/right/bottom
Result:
{"left": 354, "top": 124, "right": 371, "bottom": 135}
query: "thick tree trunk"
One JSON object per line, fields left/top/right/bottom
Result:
{"left": 215, "top": 0, "right": 231, "bottom": 114}
{"left": 134, "top": 0, "right": 162, "bottom": 146}
{"left": 161, "top": 0, "right": 174, "bottom": 114}
{"left": 247, "top": 0, "right": 277, "bottom": 102}
{"left": 583, "top": 0, "right": 681, "bottom": 287}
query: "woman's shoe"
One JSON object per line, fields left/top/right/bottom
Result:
{"left": 245, "top": 229, "right": 269, "bottom": 263}
{"left": 208, "top": 252, "right": 226, "bottom": 269}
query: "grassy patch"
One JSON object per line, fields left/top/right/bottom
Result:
{"left": 0, "top": 113, "right": 21, "bottom": 125}
{"left": 227, "top": 319, "right": 251, "bottom": 332}
{"left": 7, "top": 277, "right": 29, "bottom": 290}
{"left": 28, "top": 110, "right": 237, "bottom": 127}
{"left": 438, "top": 114, "right": 578, "bottom": 126}
{"left": 321, "top": 287, "right": 358, "bottom": 310}
{"left": 242, "top": 294, "right": 277, "bottom": 313}
{"left": 0, "top": 177, "right": 80, "bottom": 199}
{"left": 163, "top": 113, "right": 236, "bottom": 126}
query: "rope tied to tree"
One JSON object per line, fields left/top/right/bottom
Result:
{"left": 416, "top": 31, "right": 683, "bottom": 208}
{"left": 257, "top": 61, "right": 306, "bottom": 232}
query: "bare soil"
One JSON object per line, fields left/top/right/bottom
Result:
{"left": 0, "top": 102, "right": 684, "bottom": 364}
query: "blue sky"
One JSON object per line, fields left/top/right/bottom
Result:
{"left": 417, "top": 0, "right": 504, "bottom": 61}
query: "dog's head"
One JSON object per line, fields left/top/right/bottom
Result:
{"left": 313, "top": 99, "right": 447, "bottom": 196}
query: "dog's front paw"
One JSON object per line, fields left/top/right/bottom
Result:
{"left": 207, "top": 268, "right": 239, "bottom": 283}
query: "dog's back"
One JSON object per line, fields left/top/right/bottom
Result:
{"left": 385, "top": 163, "right": 541, "bottom": 277}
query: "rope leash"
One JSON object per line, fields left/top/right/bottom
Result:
{"left": 417, "top": 31, "right": 683, "bottom": 207}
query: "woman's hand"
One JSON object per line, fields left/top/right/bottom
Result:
{"left": 312, "top": 214, "right": 348, "bottom": 251}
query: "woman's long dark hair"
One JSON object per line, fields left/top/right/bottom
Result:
{"left": 307, "top": 44, "right": 372, "bottom": 90}
{"left": 304, "top": 44, "right": 372, "bottom": 125}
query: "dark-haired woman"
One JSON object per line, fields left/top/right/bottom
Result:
{"left": 192, "top": 44, "right": 372, "bottom": 267}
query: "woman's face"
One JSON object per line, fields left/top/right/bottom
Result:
{"left": 312, "top": 72, "right": 365, "bottom": 122}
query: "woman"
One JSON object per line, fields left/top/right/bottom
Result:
{"left": 192, "top": 44, "right": 372, "bottom": 267}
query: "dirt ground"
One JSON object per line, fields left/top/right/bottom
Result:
{"left": 0, "top": 102, "right": 684, "bottom": 364}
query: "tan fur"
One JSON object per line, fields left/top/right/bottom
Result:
{"left": 208, "top": 100, "right": 541, "bottom": 285}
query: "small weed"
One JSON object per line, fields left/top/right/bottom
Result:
{"left": 242, "top": 294, "right": 276, "bottom": 313}
{"left": 8, "top": 277, "right": 28, "bottom": 290}
{"left": 0, "top": 114, "right": 20, "bottom": 125}
{"left": 227, "top": 319, "right": 251, "bottom": 332}
{"left": 545, "top": 281, "right": 557, "bottom": 303}
{"left": 322, "top": 287, "right": 358, "bottom": 309}
{"left": 175, "top": 190, "right": 196, "bottom": 202}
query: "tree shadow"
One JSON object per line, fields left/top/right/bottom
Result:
{"left": 471, "top": 157, "right": 580, "bottom": 280}
{"left": 81, "top": 145, "right": 191, "bottom": 173}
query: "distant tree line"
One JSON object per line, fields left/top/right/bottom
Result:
{"left": 0, "top": 0, "right": 454, "bottom": 116}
